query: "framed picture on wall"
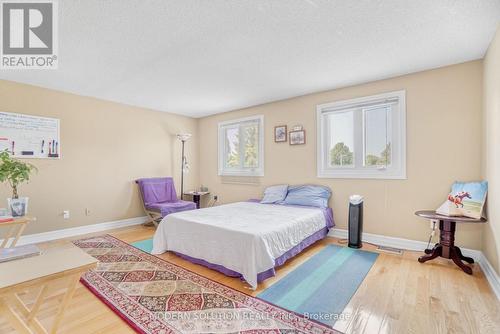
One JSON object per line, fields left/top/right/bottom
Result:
{"left": 289, "top": 130, "right": 305, "bottom": 145}
{"left": 274, "top": 125, "right": 287, "bottom": 142}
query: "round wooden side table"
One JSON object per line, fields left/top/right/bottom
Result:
{"left": 415, "top": 210, "right": 486, "bottom": 275}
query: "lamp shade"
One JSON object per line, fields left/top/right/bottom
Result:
{"left": 176, "top": 133, "right": 192, "bottom": 142}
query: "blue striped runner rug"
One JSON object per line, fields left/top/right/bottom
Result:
{"left": 258, "top": 244, "right": 378, "bottom": 327}
{"left": 131, "top": 238, "right": 153, "bottom": 253}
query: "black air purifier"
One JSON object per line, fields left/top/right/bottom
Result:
{"left": 348, "top": 195, "right": 364, "bottom": 249}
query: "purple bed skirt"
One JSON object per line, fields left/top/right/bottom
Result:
{"left": 173, "top": 226, "right": 330, "bottom": 283}
{"left": 173, "top": 203, "right": 335, "bottom": 284}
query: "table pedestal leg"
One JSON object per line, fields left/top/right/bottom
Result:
{"left": 418, "top": 219, "right": 473, "bottom": 275}
{"left": 450, "top": 247, "right": 473, "bottom": 274}
{"left": 424, "top": 243, "right": 439, "bottom": 254}
{"left": 419, "top": 245, "right": 442, "bottom": 263}
{"left": 454, "top": 246, "right": 474, "bottom": 264}
{"left": 439, "top": 220, "right": 455, "bottom": 258}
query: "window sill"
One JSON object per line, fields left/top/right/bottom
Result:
{"left": 317, "top": 169, "right": 406, "bottom": 180}
{"left": 218, "top": 171, "right": 264, "bottom": 177}
{"left": 220, "top": 175, "right": 262, "bottom": 185}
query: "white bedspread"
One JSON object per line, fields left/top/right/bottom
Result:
{"left": 152, "top": 201, "right": 327, "bottom": 288}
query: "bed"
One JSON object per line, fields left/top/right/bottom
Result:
{"left": 151, "top": 200, "right": 334, "bottom": 289}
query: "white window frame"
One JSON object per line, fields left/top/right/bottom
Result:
{"left": 317, "top": 90, "right": 406, "bottom": 179}
{"left": 218, "top": 115, "right": 264, "bottom": 177}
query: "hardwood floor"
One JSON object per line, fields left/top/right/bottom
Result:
{"left": 1, "top": 225, "right": 499, "bottom": 334}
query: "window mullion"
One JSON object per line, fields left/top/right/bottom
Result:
{"left": 225, "top": 127, "right": 231, "bottom": 168}
{"left": 353, "top": 108, "right": 364, "bottom": 169}
{"left": 323, "top": 115, "right": 330, "bottom": 170}
{"left": 385, "top": 106, "right": 391, "bottom": 168}
{"left": 389, "top": 104, "right": 397, "bottom": 169}
{"left": 238, "top": 125, "right": 245, "bottom": 169}
{"left": 223, "top": 127, "right": 228, "bottom": 168}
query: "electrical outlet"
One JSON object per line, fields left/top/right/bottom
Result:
{"left": 430, "top": 219, "right": 438, "bottom": 230}
{"left": 85, "top": 208, "right": 91, "bottom": 216}
{"left": 63, "top": 210, "right": 70, "bottom": 219}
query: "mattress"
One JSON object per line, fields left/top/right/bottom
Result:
{"left": 152, "top": 201, "right": 333, "bottom": 288}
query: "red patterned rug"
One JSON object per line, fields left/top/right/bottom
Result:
{"left": 73, "top": 235, "right": 340, "bottom": 334}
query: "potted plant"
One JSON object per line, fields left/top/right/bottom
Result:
{"left": 0, "top": 150, "right": 37, "bottom": 217}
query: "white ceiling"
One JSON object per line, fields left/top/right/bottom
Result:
{"left": 1, "top": 0, "right": 499, "bottom": 118}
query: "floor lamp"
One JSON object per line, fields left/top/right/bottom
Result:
{"left": 176, "top": 133, "right": 191, "bottom": 200}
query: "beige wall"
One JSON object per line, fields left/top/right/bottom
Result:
{"left": 0, "top": 80, "right": 199, "bottom": 235}
{"left": 482, "top": 26, "right": 500, "bottom": 274}
{"left": 199, "top": 61, "right": 484, "bottom": 249}
{"left": 0, "top": 59, "right": 487, "bottom": 253}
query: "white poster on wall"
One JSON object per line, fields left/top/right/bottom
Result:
{"left": 0, "top": 111, "right": 61, "bottom": 159}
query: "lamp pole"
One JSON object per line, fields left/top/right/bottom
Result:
{"left": 180, "top": 140, "right": 185, "bottom": 200}
{"left": 177, "top": 133, "right": 191, "bottom": 200}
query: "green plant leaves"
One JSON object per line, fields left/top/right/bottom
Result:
{"left": 0, "top": 149, "right": 37, "bottom": 198}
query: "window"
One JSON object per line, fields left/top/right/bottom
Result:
{"left": 218, "top": 115, "right": 264, "bottom": 176}
{"left": 317, "top": 91, "right": 406, "bottom": 179}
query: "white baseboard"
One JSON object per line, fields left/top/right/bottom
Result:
{"left": 2, "top": 220, "right": 498, "bottom": 301}
{"left": 329, "top": 228, "right": 499, "bottom": 300}
{"left": 477, "top": 252, "right": 500, "bottom": 300}
{"left": 329, "top": 228, "right": 435, "bottom": 251}
{"left": 1, "top": 216, "right": 148, "bottom": 247}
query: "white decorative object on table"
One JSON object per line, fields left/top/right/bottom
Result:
{"left": 7, "top": 197, "right": 29, "bottom": 217}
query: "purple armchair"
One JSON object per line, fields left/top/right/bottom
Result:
{"left": 136, "top": 177, "right": 196, "bottom": 226}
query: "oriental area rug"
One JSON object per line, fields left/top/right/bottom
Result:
{"left": 73, "top": 235, "right": 340, "bottom": 334}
